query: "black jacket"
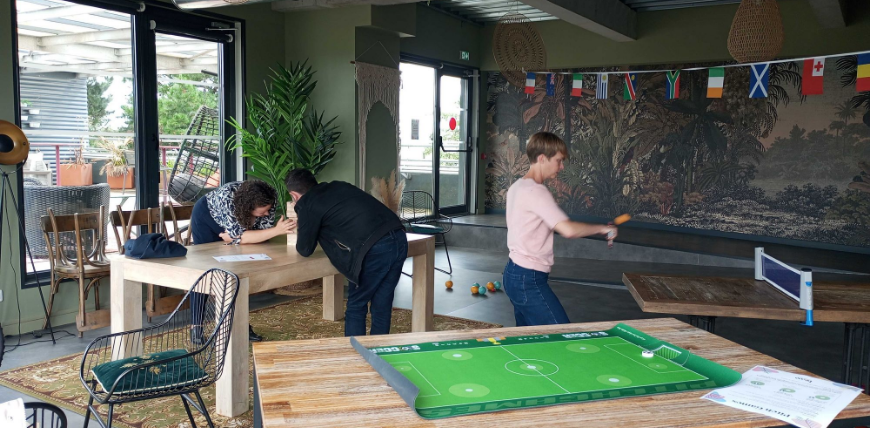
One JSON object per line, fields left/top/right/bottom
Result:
{"left": 294, "top": 181, "right": 404, "bottom": 284}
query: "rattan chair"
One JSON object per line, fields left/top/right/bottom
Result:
{"left": 399, "top": 191, "right": 453, "bottom": 274}
{"left": 167, "top": 106, "right": 221, "bottom": 205}
{"left": 41, "top": 207, "right": 111, "bottom": 336}
{"left": 80, "top": 268, "right": 240, "bottom": 428}
{"left": 25, "top": 402, "right": 67, "bottom": 428}
{"left": 24, "top": 183, "right": 110, "bottom": 258}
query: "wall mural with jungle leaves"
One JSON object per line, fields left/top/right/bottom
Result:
{"left": 484, "top": 57, "right": 870, "bottom": 249}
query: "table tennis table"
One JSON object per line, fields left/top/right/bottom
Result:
{"left": 622, "top": 271, "right": 870, "bottom": 393}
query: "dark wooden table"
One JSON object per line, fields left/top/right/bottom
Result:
{"left": 623, "top": 272, "right": 870, "bottom": 393}
{"left": 253, "top": 318, "right": 870, "bottom": 427}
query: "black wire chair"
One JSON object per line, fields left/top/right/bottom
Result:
{"left": 80, "top": 268, "right": 240, "bottom": 428}
{"left": 25, "top": 402, "right": 67, "bottom": 428}
{"left": 399, "top": 190, "right": 453, "bottom": 274}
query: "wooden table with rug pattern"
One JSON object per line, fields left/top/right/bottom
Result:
{"left": 252, "top": 318, "right": 870, "bottom": 427}
{"left": 110, "top": 233, "right": 434, "bottom": 418}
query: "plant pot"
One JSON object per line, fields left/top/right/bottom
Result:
{"left": 59, "top": 164, "right": 93, "bottom": 186}
{"left": 107, "top": 166, "right": 135, "bottom": 189}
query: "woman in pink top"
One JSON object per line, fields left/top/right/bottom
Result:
{"left": 504, "top": 132, "right": 618, "bottom": 326}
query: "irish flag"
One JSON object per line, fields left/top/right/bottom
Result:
{"left": 707, "top": 67, "right": 724, "bottom": 98}
{"left": 525, "top": 72, "right": 535, "bottom": 94}
{"left": 571, "top": 73, "right": 583, "bottom": 97}
{"left": 858, "top": 54, "right": 870, "bottom": 92}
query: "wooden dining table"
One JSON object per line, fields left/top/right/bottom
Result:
{"left": 110, "top": 232, "right": 435, "bottom": 417}
{"left": 252, "top": 318, "right": 870, "bottom": 427}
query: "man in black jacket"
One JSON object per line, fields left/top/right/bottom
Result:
{"left": 285, "top": 168, "right": 408, "bottom": 336}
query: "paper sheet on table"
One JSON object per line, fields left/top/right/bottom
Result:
{"left": 0, "top": 398, "right": 26, "bottom": 428}
{"left": 701, "top": 365, "right": 862, "bottom": 428}
{"left": 213, "top": 254, "right": 272, "bottom": 262}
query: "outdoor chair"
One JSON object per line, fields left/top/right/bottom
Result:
{"left": 25, "top": 402, "right": 67, "bottom": 428}
{"left": 167, "top": 106, "right": 221, "bottom": 204}
{"left": 399, "top": 190, "right": 453, "bottom": 274}
{"left": 80, "top": 268, "right": 240, "bottom": 428}
{"left": 40, "top": 206, "right": 111, "bottom": 336}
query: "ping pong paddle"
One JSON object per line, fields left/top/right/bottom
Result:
{"left": 607, "top": 214, "right": 631, "bottom": 248}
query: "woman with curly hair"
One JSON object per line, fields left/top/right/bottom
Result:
{"left": 190, "top": 180, "right": 295, "bottom": 341}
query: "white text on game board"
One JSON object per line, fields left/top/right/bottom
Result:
{"left": 370, "top": 345, "right": 421, "bottom": 354}
{"left": 562, "top": 332, "right": 608, "bottom": 339}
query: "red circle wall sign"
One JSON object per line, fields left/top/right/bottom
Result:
{"left": 449, "top": 117, "right": 457, "bottom": 131}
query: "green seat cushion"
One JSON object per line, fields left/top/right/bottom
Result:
{"left": 92, "top": 348, "right": 207, "bottom": 395}
{"left": 409, "top": 223, "right": 444, "bottom": 234}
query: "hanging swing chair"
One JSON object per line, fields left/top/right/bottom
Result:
{"left": 167, "top": 106, "right": 221, "bottom": 205}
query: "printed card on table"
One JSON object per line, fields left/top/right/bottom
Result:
{"left": 702, "top": 366, "right": 862, "bottom": 428}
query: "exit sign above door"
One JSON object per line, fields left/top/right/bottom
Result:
{"left": 460, "top": 51, "right": 470, "bottom": 61}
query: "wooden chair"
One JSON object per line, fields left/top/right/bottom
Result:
{"left": 161, "top": 204, "right": 194, "bottom": 246}
{"left": 80, "top": 268, "right": 240, "bottom": 428}
{"left": 110, "top": 206, "right": 176, "bottom": 322}
{"left": 41, "top": 206, "right": 111, "bottom": 337}
{"left": 399, "top": 190, "right": 454, "bottom": 274}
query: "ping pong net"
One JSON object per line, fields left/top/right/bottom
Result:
{"left": 754, "top": 247, "right": 814, "bottom": 326}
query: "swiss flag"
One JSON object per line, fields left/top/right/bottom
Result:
{"left": 802, "top": 58, "right": 825, "bottom": 95}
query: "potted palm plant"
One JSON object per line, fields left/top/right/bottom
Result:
{"left": 59, "top": 145, "right": 93, "bottom": 186}
{"left": 99, "top": 139, "right": 134, "bottom": 189}
{"left": 227, "top": 61, "right": 341, "bottom": 216}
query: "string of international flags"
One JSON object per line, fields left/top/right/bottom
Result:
{"left": 523, "top": 51, "right": 870, "bottom": 100}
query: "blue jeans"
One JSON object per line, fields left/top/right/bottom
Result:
{"left": 502, "top": 260, "right": 570, "bottom": 326}
{"left": 345, "top": 230, "right": 408, "bottom": 336}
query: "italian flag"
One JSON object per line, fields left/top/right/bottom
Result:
{"left": 571, "top": 73, "right": 583, "bottom": 97}
{"left": 707, "top": 67, "right": 724, "bottom": 98}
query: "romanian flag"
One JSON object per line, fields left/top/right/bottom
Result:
{"left": 571, "top": 73, "right": 583, "bottom": 97}
{"left": 525, "top": 72, "right": 535, "bottom": 94}
{"left": 707, "top": 67, "right": 724, "bottom": 98}
{"left": 858, "top": 54, "right": 870, "bottom": 92}
{"left": 666, "top": 70, "right": 680, "bottom": 100}
{"left": 623, "top": 73, "right": 638, "bottom": 100}
{"left": 546, "top": 73, "right": 555, "bottom": 96}
{"left": 801, "top": 58, "right": 825, "bottom": 95}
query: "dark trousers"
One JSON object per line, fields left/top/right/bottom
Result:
{"left": 502, "top": 259, "right": 570, "bottom": 327}
{"left": 345, "top": 230, "right": 408, "bottom": 336}
{"left": 189, "top": 197, "right": 222, "bottom": 334}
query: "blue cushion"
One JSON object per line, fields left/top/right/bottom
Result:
{"left": 92, "top": 349, "right": 207, "bottom": 395}
{"left": 409, "top": 223, "right": 444, "bottom": 234}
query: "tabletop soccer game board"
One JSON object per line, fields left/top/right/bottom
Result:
{"left": 354, "top": 323, "right": 741, "bottom": 419}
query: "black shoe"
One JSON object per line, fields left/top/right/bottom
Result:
{"left": 249, "top": 326, "right": 263, "bottom": 342}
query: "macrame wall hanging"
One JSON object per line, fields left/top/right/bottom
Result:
{"left": 493, "top": 11, "right": 547, "bottom": 88}
{"left": 355, "top": 61, "right": 401, "bottom": 187}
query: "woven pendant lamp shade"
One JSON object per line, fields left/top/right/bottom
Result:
{"left": 728, "top": 0, "right": 784, "bottom": 63}
{"left": 493, "top": 12, "right": 547, "bottom": 88}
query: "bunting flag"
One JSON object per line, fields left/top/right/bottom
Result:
{"left": 858, "top": 54, "right": 870, "bottom": 92}
{"left": 750, "top": 63, "right": 770, "bottom": 98}
{"left": 623, "top": 73, "right": 638, "bottom": 100}
{"left": 571, "top": 73, "right": 583, "bottom": 97}
{"left": 546, "top": 73, "right": 555, "bottom": 96}
{"left": 665, "top": 70, "right": 680, "bottom": 100}
{"left": 524, "top": 72, "right": 535, "bottom": 94}
{"left": 802, "top": 58, "right": 825, "bottom": 95}
{"left": 707, "top": 67, "right": 724, "bottom": 98}
{"left": 596, "top": 74, "right": 609, "bottom": 99}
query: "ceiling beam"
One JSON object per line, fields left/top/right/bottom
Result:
{"left": 18, "top": 5, "right": 96, "bottom": 23}
{"left": 272, "top": 0, "right": 417, "bottom": 12}
{"left": 806, "top": 0, "right": 846, "bottom": 28}
{"left": 39, "top": 28, "right": 131, "bottom": 47}
{"left": 517, "top": 0, "right": 636, "bottom": 42}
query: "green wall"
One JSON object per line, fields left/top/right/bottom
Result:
{"left": 285, "top": 6, "right": 372, "bottom": 185}
{"left": 400, "top": 4, "right": 481, "bottom": 68}
{"left": 481, "top": 1, "right": 870, "bottom": 70}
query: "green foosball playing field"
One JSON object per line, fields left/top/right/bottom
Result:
{"left": 358, "top": 323, "right": 742, "bottom": 419}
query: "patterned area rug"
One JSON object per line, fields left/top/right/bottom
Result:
{"left": 0, "top": 295, "right": 500, "bottom": 428}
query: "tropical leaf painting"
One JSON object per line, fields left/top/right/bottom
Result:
{"left": 484, "top": 62, "right": 870, "bottom": 248}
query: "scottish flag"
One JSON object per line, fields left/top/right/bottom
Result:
{"left": 750, "top": 64, "right": 769, "bottom": 98}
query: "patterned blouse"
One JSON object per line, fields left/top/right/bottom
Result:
{"left": 205, "top": 182, "right": 276, "bottom": 245}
